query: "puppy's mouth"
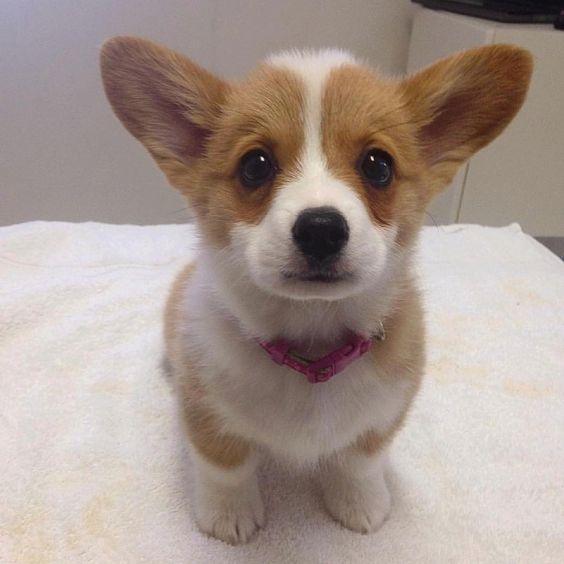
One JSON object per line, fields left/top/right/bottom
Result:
{"left": 270, "top": 258, "right": 359, "bottom": 300}
{"left": 282, "top": 267, "right": 354, "bottom": 284}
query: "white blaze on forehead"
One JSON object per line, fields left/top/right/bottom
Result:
{"left": 267, "top": 50, "right": 356, "bottom": 181}
{"left": 263, "top": 49, "right": 369, "bottom": 239}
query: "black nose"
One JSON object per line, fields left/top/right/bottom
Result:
{"left": 292, "top": 207, "right": 349, "bottom": 262}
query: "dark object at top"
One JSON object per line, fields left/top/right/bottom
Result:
{"left": 412, "top": 1, "right": 564, "bottom": 23}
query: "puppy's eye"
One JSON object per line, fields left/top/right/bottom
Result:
{"left": 239, "top": 149, "right": 275, "bottom": 189}
{"left": 360, "top": 149, "right": 394, "bottom": 188}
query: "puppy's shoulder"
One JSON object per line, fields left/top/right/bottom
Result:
{"left": 371, "top": 277, "right": 425, "bottom": 382}
{"left": 164, "top": 262, "right": 195, "bottom": 358}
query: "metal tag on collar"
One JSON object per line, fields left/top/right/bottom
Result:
{"left": 374, "top": 320, "right": 386, "bottom": 342}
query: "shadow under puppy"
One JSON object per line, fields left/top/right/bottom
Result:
{"left": 100, "top": 38, "right": 531, "bottom": 544}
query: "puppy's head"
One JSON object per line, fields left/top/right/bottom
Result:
{"left": 101, "top": 39, "right": 531, "bottom": 300}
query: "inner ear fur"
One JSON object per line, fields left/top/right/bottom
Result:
{"left": 400, "top": 44, "right": 533, "bottom": 190}
{"left": 100, "top": 36, "right": 228, "bottom": 174}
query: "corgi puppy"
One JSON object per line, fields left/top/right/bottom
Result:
{"left": 100, "top": 38, "right": 531, "bottom": 544}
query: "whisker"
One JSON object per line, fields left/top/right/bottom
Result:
{"left": 161, "top": 207, "right": 193, "bottom": 220}
{"left": 425, "top": 211, "right": 439, "bottom": 228}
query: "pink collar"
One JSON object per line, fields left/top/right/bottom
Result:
{"left": 258, "top": 325, "right": 385, "bottom": 384}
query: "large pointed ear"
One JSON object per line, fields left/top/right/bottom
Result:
{"left": 400, "top": 45, "right": 532, "bottom": 190}
{"left": 100, "top": 37, "right": 228, "bottom": 174}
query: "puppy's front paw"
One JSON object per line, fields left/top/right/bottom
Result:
{"left": 196, "top": 479, "right": 265, "bottom": 544}
{"left": 322, "top": 475, "right": 391, "bottom": 534}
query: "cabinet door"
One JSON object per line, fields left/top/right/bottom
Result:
{"left": 407, "top": 8, "right": 494, "bottom": 225}
{"left": 458, "top": 27, "right": 564, "bottom": 237}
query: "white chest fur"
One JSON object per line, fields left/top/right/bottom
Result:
{"left": 177, "top": 263, "right": 415, "bottom": 465}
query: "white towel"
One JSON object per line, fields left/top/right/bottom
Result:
{"left": 1, "top": 221, "right": 563, "bottom": 563}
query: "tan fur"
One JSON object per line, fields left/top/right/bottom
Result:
{"left": 165, "top": 263, "right": 251, "bottom": 469}
{"left": 163, "top": 263, "right": 194, "bottom": 357}
{"left": 181, "top": 390, "right": 251, "bottom": 469}
{"left": 322, "top": 65, "right": 426, "bottom": 233}
{"left": 100, "top": 37, "right": 228, "bottom": 168}
{"left": 193, "top": 65, "right": 305, "bottom": 245}
{"left": 353, "top": 276, "right": 425, "bottom": 456}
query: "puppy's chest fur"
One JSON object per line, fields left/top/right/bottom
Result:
{"left": 166, "top": 262, "right": 424, "bottom": 465}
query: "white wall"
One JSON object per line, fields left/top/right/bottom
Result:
{"left": 1, "top": 0, "right": 415, "bottom": 226}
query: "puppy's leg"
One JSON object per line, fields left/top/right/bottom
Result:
{"left": 192, "top": 448, "right": 264, "bottom": 544}
{"left": 184, "top": 401, "right": 264, "bottom": 544}
{"left": 320, "top": 436, "right": 391, "bottom": 534}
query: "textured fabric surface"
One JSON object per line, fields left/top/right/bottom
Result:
{"left": 1, "top": 221, "right": 563, "bottom": 563}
